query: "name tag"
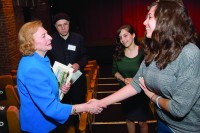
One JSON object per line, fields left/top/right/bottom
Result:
{"left": 68, "top": 44, "right": 76, "bottom": 51}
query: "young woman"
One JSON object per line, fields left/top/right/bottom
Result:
{"left": 112, "top": 25, "right": 151, "bottom": 133}
{"left": 89, "top": 0, "right": 200, "bottom": 132}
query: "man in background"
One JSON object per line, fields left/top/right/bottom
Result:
{"left": 47, "top": 12, "right": 89, "bottom": 133}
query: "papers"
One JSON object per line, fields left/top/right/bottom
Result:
{"left": 68, "top": 63, "right": 82, "bottom": 84}
{"left": 52, "top": 61, "right": 82, "bottom": 100}
{"left": 52, "top": 61, "right": 73, "bottom": 100}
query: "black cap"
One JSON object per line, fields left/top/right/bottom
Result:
{"left": 53, "top": 13, "right": 70, "bottom": 24}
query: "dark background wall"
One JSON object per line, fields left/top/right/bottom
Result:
{"left": 0, "top": 0, "right": 200, "bottom": 74}
{"left": 49, "top": 0, "right": 200, "bottom": 65}
{"left": 49, "top": 0, "right": 200, "bottom": 46}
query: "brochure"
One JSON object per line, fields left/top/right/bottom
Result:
{"left": 52, "top": 61, "right": 74, "bottom": 100}
{"left": 68, "top": 63, "right": 82, "bottom": 84}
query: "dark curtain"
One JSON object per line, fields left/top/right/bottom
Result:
{"left": 51, "top": 0, "right": 200, "bottom": 46}
{"left": 185, "top": 1, "right": 200, "bottom": 35}
{"left": 81, "top": 0, "right": 200, "bottom": 46}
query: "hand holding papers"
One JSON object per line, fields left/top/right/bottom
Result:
{"left": 52, "top": 61, "right": 82, "bottom": 100}
{"left": 68, "top": 63, "right": 82, "bottom": 84}
{"left": 52, "top": 61, "right": 73, "bottom": 100}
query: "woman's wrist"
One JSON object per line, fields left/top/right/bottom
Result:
{"left": 123, "top": 78, "right": 126, "bottom": 82}
{"left": 150, "top": 94, "right": 156, "bottom": 101}
{"left": 156, "top": 96, "right": 162, "bottom": 109}
{"left": 84, "top": 103, "right": 89, "bottom": 112}
{"left": 149, "top": 94, "right": 162, "bottom": 109}
{"left": 71, "top": 105, "right": 77, "bottom": 115}
{"left": 71, "top": 103, "right": 89, "bottom": 115}
{"left": 116, "top": 74, "right": 125, "bottom": 82}
{"left": 116, "top": 74, "right": 122, "bottom": 80}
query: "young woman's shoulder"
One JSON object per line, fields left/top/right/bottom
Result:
{"left": 182, "top": 43, "right": 200, "bottom": 58}
{"left": 177, "top": 43, "right": 200, "bottom": 65}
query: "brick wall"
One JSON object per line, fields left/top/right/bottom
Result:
{"left": 0, "top": 0, "right": 21, "bottom": 75}
{"left": 0, "top": 0, "right": 51, "bottom": 75}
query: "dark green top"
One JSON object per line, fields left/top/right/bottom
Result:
{"left": 112, "top": 48, "right": 144, "bottom": 87}
{"left": 112, "top": 47, "right": 151, "bottom": 121}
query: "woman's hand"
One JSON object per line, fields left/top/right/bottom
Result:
{"left": 139, "top": 77, "right": 155, "bottom": 98}
{"left": 87, "top": 99, "right": 107, "bottom": 114}
{"left": 71, "top": 63, "right": 80, "bottom": 73}
{"left": 61, "top": 82, "right": 71, "bottom": 94}
{"left": 124, "top": 78, "right": 133, "bottom": 85}
{"left": 139, "top": 77, "right": 169, "bottom": 111}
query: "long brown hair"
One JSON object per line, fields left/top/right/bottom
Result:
{"left": 113, "top": 24, "right": 139, "bottom": 60}
{"left": 141, "top": 0, "right": 198, "bottom": 70}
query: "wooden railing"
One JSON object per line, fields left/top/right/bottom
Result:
{"left": 79, "top": 60, "right": 100, "bottom": 133}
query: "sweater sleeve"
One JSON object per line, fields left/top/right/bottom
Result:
{"left": 130, "top": 61, "right": 146, "bottom": 93}
{"left": 168, "top": 44, "right": 200, "bottom": 117}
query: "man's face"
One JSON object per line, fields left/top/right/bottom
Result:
{"left": 55, "top": 19, "right": 70, "bottom": 36}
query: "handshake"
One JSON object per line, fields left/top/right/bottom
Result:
{"left": 62, "top": 83, "right": 108, "bottom": 115}
{"left": 84, "top": 99, "right": 107, "bottom": 114}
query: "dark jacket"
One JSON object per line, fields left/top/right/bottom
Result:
{"left": 47, "top": 32, "right": 89, "bottom": 72}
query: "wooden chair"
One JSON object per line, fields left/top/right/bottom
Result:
{"left": 84, "top": 68, "right": 93, "bottom": 90}
{"left": 79, "top": 60, "right": 100, "bottom": 133}
{"left": 14, "top": 85, "right": 19, "bottom": 101}
{"left": 88, "top": 60, "right": 100, "bottom": 79}
{"left": 79, "top": 73, "right": 94, "bottom": 133}
{"left": 87, "top": 60, "right": 100, "bottom": 88}
{"left": 85, "top": 64, "right": 98, "bottom": 81}
{"left": 12, "top": 75, "right": 17, "bottom": 85}
{"left": 79, "top": 90, "right": 93, "bottom": 133}
{"left": 84, "top": 64, "right": 99, "bottom": 91}
{"left": 0, "top": 84, "right": 20, "bottom": 109}
{"left": 0, "top": 75, "right": 16, "bottom": 88}
{"left": 10, "top": 70, "right": 17, "bottom": 85}
{"left": 0, "top": 105, "right": 21, "bottom": 133}
{"left": 10, "top": 69, "right": 17, "bottom": 76}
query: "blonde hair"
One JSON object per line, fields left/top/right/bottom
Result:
{"left": 18, "top": 20, "right": 42, "bottom": 55}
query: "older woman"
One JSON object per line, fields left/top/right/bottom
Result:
{"left": 17, "top": 20, "right": 102, "bottom": 133}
